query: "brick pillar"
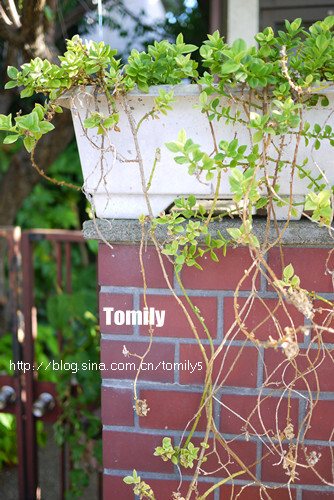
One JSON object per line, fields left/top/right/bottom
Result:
{"left": 88, "top": 219, "right": 334, "bottom": 500}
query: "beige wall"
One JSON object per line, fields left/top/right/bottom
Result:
{"left": 227, "top": 0, "right": 259, "bottom": 46}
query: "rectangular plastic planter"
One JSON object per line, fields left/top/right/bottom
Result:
{"left": 62, "top": 84, "right": 334, "bottom": 220}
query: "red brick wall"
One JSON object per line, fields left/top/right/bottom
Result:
{"left": 99, "top": 244, "right": 334, "bottom": 500}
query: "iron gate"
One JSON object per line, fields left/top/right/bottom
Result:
{"left": 0, "top": 227, "right": 101, "bottom": 500}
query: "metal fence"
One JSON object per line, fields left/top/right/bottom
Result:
{"left": 0, "top": 227, "right": 101, "bottom": 500}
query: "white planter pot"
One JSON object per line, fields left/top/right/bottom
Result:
{"left": 62, "top": 84, "right": 334, "bottom": 220}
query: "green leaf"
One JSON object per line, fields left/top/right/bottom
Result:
{"left": 165, "top": 142, "right": 181, "bottom": 153}
{"left": 260, "top": 45, "right": 272, "bottom": 58}
{"left": 177, "top": 128, "right": 186, "bottom": 144}
{"left": 283, "top": 264, "right": 294, "bottom": 281}
{"left": 321, "top": 96, "right": 329, "bottom": 107}
{"left": 123, "top": 476, "right": 135, "bottom": 485}
{"left": 183, "top": 44, "right": 198, "bottom": 53}
{"left": 210, "top": 250, "right": 218, "bottom": 262}
{"left": 199, "top": 91, "right": 207, "bottom": 106}
{"left": 7, "top": 66, "right": 18, "bottom": 79}
{"left": 227, "top": 228, "right": 241, "bottom": 241}
{"left": 232, "top": 38, "right": 247, "bottom": 53}
{"left": 290, "top": 18, "right": 302, "bottom": 32}
{"left": 84, "top": 117, "right": 98, "bottom": 128}
{"left": 253, "top": 130, "right": 263, "bottom": 143}
{"left": 176, "top": 33, "right": 184, "bottom": 45}
{"left": 256, "top": 198, "right": 268, "bottom": 209}
{"left": 305, "top": 74, "right": 313, "bottom": 85}
{"left": 34, "top": 105, "right": 45, "bottom": 121}
{"left": 86, "top": 64, "right": 100, "bottom": 75}
{"left": 174, "top": 156, "right": 188, "bottom": 164}
{"left": 220, "top": 61, "right": 240, "bottom": 74}
{"left": 137, "top": 81, "right": 150, "bottom": 93}
{"left": 290, "top": 275, "right": 300, "bottom": 286}
{"left": 23, "top": 136, "right": 36, "bottom": 152}
{"left": 0, "top": 114, "right": 12, "bottom": 130}
{"left": 3, "top": 134, "right": 20, "bottom": 144}
{"left": 199, "top": 204, "right": 206, "bottom": 216}
{"left": 103, "top": 118, "right": 115, "bottom": 128}
{"left": 229, "top": 168, "right": 243, "bottom": 182}
{"left": 20, "top": 88, "right": 34, "bottom": 99}
{"left": 250, "top": 234, "right": 260, "bottom": 248}
{"left": 39, "top": 121, "right": 55, "bottom": 133}
{"left": 125, "top": 66, "right": 137, "bottom": 77}
{"left": 248, "top": 77, "right": 259, "bottom": 88}
{"left": 0, "top": 412, "right": 15, "bottom": 429}
{"left": 4, "top": 81, "right": 17, "bottom": 89}
{"left": 188, "top": 194, "right": 196, "bottom": 208}
{"left": 175, "top": 254, "right": 185, "bottom": 264}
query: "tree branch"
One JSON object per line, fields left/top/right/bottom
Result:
{"left": 0, "top": 3, "right": 12, "bottom": 25}
{"left": 0, "top": 1, "right": 22, "bottom": 45}
{"left": 7, "top": 0, "right": 21, "bottom": 27}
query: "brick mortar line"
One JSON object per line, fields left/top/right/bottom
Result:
{"left": 174, "top": 340, "right": 180, "bottom": 385}
{"left": 304, "top": 317, "right": 312, "bottom": 348}
{"left": 99, "top": 286, "right": 334, "bottom": 300}
{"left": 173, "top": 268, "right": 181, "bottom": 294}
{"left": 101, "top": 333, "right": 221, "bottom": 344}
{"left": 298, "top": 396, "right": 307, "bottom": 444}
{"left": 101, "top": 379, "right": 334, "bottom": 401}
{"left": 132, "top": 290, "right": 140, "bottom": 337}
{"left": 103, "top": 468, "right": 221, "bottom": 484}
{"left": 100, "top": 286, "right": 334, "bottom": 300}
{"left": 100, "top": 333, "right": 229, "bottom": 344}
{"left": 103, "top": 426, "right": 206, "bottom": 439}
{"left": 103, "top": 430, "right": 334, "bottom": 464}
{"left": 260, "top": 253, "right": 268, "bottom": 293}
{"left": 216, "top": 294, "right": 224, "bottom": 345}
{"left": 103, "top": 467, "right": 334, "bottom": 493}
{"left": 100, "top": 286, "right": 305, "bottom": 298}
{"left": 102, "top": 424, "right": 334, "bottom": 447}
{"left": 100, "top": 286, "right": 141, "bottom": 294}
{"left": 256, "top": 440, "right": 262, "bottom": 483}
{"left": 290, "top": 484, "right": 333, "bottom": 492}
{"left": 100, "top": 333, "right": 333, "bottom": 351}
{"left": 133, "top": 407, "right": 140, "bottom": 431}
{"left": 256, "top": 345, "right": 265, "bottom": 483}
{"left": 257, "top": 345, "right": 265, "bottom": 391}
{"left": 102, "top": 382, "right": 211, "bottom": 394}
{"left": 214, "top": 382, "right": 220, "bottom": 431}
{"left": 108, "top": 332, "right": 223, "bottom": 344}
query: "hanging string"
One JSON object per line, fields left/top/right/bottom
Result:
{"left": 97, "top": 0, "right": 103, "bottom": 40}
